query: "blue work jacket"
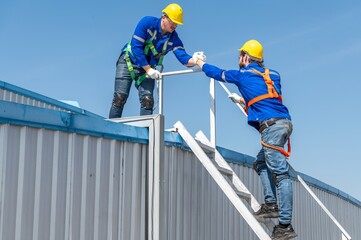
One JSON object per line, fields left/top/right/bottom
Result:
{"left": 202, "top": 62, "right": 291, "bottom": 128}
{"left": 122, "top": 16, "right": 191, "bottom": 67}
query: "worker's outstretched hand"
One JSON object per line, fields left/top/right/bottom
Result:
{"left": 228, "top": 93, "right": 245, "bottom": 105}
{"left": 146, "top": 68, "right": 161, "bottom": 79}
{"left": 192, "top": 51, "right": 207, "bottom": 63}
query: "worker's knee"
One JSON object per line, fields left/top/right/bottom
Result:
{"left": 253, "top": 160, "right": 266, "bottom": 175}
{"left": 112, "top": 92, "right": 127, "bottom": 108}
{"left": 272, "top": 172, "right": 290, "bottom": 186}
{"left": 141, "top": 94, "right": 154, "bottom": 110}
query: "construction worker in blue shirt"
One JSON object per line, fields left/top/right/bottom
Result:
{"left": 109, "top": 3, "right": 206, "bottom": 118}
{"left": 194, "top": 40, "right": 297, "bottom": 240}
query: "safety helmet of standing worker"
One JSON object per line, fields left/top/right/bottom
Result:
{"left": 162, "top": 3, "right": 184, "bottom": 25}
{"left": 239, "top": 40, "right": 263, "bottom": 62}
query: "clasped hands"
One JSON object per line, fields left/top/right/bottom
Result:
{"left": 147, "top": 51, "right": 207, "bottom": 79}
{"left": 192, "top": 51, "right": 206, "bottom": 64}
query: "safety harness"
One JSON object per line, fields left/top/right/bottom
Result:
{"left": 247, "top": 68, "right": 291, "bottom": 158}
{"left": 261, "top": 139, "right": 291, "bottom": 158}
{"left": 123, "top": 34, "right": 169, "bottom": 86}
{"left": 248, "top": 68, "right": 283, "bottom": 108}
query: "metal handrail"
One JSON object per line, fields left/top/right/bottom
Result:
{"left": 157, "top": 68, "right": 202, "bottom": 114}
{"left": 216, "top": 81, "right": 352, "bottom": 240}
{"left": 160, "top": 68, "right": 202, "bottom": 77}
{"left": 157, "top": 67, "right": 352, "bottom": 239}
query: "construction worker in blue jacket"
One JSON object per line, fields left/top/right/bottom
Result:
{"left": 109, "top": 3, "right": 206, "bottom": 118}
{"left": 194, "top": 40, "right": 297, "bottom": 240}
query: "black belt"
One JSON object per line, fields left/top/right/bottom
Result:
{"left": 258, "top": 118, "right": 284, "bottom": 133}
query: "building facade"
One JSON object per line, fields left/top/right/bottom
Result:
{"left": 0, "top": 81, "right": 360, "bottom": 240}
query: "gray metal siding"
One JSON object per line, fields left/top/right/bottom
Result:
{"left": 160, "top": 146, "right": 261, "bottom": 240}
{"left": 160, "top": 146, "right": 361, "bottom": 240}
{"left": 1, "top": 123, "right": 361, "bottom": 240}
{"left": 0, "top": 88, "right": 65, "bottom": 112}
{"left": 161, "top": 146, "right": 254, "bottom": 239}
{"left": 0, "top": 81, "right": 103, "bottom": 119}
{"left": 161, "top": 147, "right": 361, "bottom": 240}
{"left": 0, "top": 80, "right": 360, "bottom": 240}
{"left": 0, "top": 123, "right": 148, "bottom": 240}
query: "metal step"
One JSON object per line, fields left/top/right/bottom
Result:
{"left": 234, "top": 189, "right": 252, "bottom": 202}
{"left": 174, "top": 121, "right": 271, "bottom": 240}
{"left": 195, "top": 130, "right": 275, "bottom": 232}
{"left": 195, "top": 139, "right": 215, "bottom": 154}
{"left": 217, "top": 166, "right": 233, "bottom": 177}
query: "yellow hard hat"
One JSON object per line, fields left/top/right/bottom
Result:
{"left": 239, "top": 40, "right": 263, "bottom": 60}
{"left": 162, "top": 3, "right": 184, "bottom": 25}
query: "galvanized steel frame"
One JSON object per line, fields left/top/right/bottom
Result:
{"left": 108, "top": 115, "right": 164, "bottom": 240}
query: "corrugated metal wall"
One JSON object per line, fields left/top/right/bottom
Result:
{"left": 0, "top": 88, "right": 63, "bottom": 111}
{"left": 1, "top": 80, "right": 360, "bottom": 240}
{"left": 1, "top": 123, "right": 361, "bottom": 240}
{"left": 160, "top": 146, "right": 261, "bottom": 240}
{"left": 161, "top": 145, "right": 361, "bottom": 240}
{"left": 0, "top": 123, "right": 148, "bottom": 240}
{"left": 0, "top": 81, "right": 102, "bottom": 119}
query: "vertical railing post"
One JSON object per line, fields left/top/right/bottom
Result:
{"left": 108, "top": 115, "right": 164, "bottom": 240}
{"left": 210, "top": 78, "right": 216, "bottom": 148}
{"left": 158, "top": 77, "right": 163, "bottom": 115}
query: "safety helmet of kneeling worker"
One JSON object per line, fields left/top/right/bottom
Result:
{"left": 239, "top": 40, "right": 263, "bottom": 62}
{"left": 162, "top": 3, "right": 184, "bottom": 25}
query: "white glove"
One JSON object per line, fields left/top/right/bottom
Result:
{"left": 146, "top": 68, "right": 161, "bottom": 79}
{"left": 192, "top": 51, "right": 207, "bottom": 63}
{"left": 228, "top": 93, "right": 245, "bottom": 104}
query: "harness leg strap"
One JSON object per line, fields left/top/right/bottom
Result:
{"left": 261, "top": 138, "right": 291, "bottom": 158}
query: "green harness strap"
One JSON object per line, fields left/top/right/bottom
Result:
{"left": 123, "top": 35, "right": 169, "bottom": 86}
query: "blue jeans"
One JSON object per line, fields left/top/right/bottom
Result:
{"left": 109, "top": 54, "right": 155, "bottom": 118}
{"left": 254, "top": 119, "right": 293, "bottom": 224}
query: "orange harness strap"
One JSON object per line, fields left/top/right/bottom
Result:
{"left": 247, "top": 68, "right": 283, "bottom": 108}
{"left": 247, "top": 68, "right": 291, "bottom": 157}
{"left": 261, "top": 138, "right": 291, "bottom": 158}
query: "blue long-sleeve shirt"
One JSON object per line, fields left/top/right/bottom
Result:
{"left": 122, "top": 16, "right": 192, "bottom": 67}
{"left": 202, "top": 62, "right": 291, "bottom": 128}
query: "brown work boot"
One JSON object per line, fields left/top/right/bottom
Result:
{"left": 271, "top": 224, "right": 297, "bottom": 240}
{"left": 254, "top": 202, "right": 279, "bottom": 218}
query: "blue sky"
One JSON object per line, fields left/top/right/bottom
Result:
{"left": 1, "top": 0, "right": 361, "bottom": 202}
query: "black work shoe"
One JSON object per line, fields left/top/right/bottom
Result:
{"left": 254, "top": 203, "right": 279, "bottom": 218}
{"left": 271, "top": 224, "right": 298, "bottom": 240}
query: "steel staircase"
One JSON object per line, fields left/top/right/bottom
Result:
{"left": 173, "top": 121, "right": 274, "bottom": 240}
